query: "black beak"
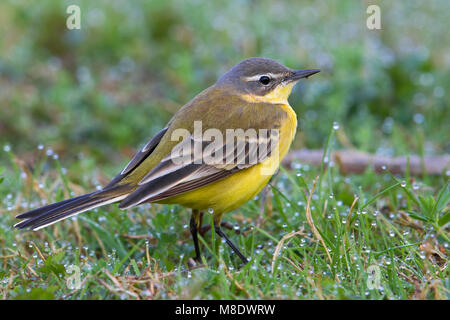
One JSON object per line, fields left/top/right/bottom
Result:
{"left": 287, "top": 69, "right": 320, "bottom": 82}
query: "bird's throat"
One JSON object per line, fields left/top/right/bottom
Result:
{"left": 240, "top": 81, "right": 297, "bottom": 105}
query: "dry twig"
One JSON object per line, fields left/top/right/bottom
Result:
{"left": 283, "top": 149, "right": 449, "bottom": 176}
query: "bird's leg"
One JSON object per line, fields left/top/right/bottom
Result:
{"left": 190, "top": 209, "right": 203, "bottom": 262}
{"left": 214, "top": 223, "right": 249, "bottom": 264}
{"left": 199, "top": 221, "right": 237, "bottom": 236}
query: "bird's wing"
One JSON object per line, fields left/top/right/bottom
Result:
{"left": 112, "top": 87, "right": 289, "bottom": 209}
{"left": 105, "top": 127, "right": 168, "bottom": 187}
{"left": 118, "top": 128, "right": 279, "bottom": 209}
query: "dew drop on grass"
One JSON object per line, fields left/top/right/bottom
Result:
{"left": 400, "top": 181, "right": 407, "bottom": 187}
{"left": 208, "top": 208, "right": 214, "bottom": 214}
{"left": 291, "top": 162, "right": 302, "bottom": 170}
{"left": 332, "top": 122, "right": 340, "bottom": 130}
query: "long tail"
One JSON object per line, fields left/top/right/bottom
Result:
{"left": 14, "top": 186, "right": 129, "bottom": 231}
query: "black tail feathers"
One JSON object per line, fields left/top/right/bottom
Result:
{"left": 15, "top": 188, "right": 127, "bottom": 231}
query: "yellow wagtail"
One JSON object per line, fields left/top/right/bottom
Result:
{"left": 15, "top": 58, "right": 319, "bottom": 264}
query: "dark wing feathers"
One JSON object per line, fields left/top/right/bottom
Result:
{"left": 106, "top": 127, "right": 168, "bottom": 187}
{"left": 118, "top": 130, "right": 278, "bottom": 209}
{"left": 15, "top": 195, "right": 90, "bottom": 220}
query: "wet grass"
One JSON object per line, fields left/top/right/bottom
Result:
{"left": 0, "top": 0, "right": 449, "bottom": 300}
{"left": 0, "top": 126, "right": 448, "bottom": 299}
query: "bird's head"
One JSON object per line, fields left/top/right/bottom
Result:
{"left": 216, "top": 57, "right": 320, "bottom": 104}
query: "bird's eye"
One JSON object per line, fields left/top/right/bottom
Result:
{"left": 259, "top": 76, "right": 271, "bottom": 85}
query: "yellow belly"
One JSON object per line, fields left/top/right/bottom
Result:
{"left": 158, "top": 103, "right": 297, "bottom": 223}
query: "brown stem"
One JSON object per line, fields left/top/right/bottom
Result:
{"left": 282, "top": 149, "right": 449, "bottom": 176}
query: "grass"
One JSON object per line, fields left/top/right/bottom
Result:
{"left": 0, "top": 125, "right": 448, "bottom": 300}
{"left": 0, "top": 0, "right": 449, "bottom": 300}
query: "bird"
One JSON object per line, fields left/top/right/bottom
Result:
{"left": 14, "top": 57, "right": 319, "bottom": 264}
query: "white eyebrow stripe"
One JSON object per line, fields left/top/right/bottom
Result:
{"left": 242, "top": 73, "right": 284, "bottom": 82}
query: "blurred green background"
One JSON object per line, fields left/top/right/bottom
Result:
{"left": 0, "top": 0, "right": 449, "bottom": 300}
{"left": 1, "top": 0, "right": 449, "bottom": 180}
